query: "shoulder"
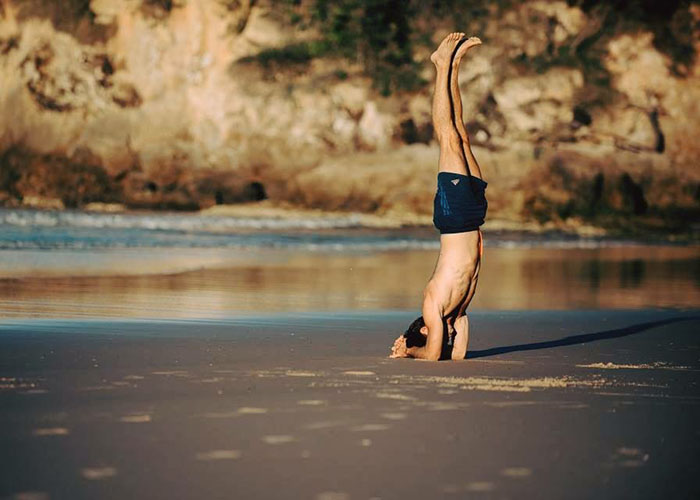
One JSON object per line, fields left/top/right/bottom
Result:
{"left": 422, "top": 285, "right": 446, "bottom": 316}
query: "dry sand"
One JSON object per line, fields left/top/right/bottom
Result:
{"left": 0, "top": 310, "right": 698, "bottom": 499}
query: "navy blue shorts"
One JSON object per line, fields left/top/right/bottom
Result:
{"left": 433, "top": 172, "right": 488, "bottom": 234}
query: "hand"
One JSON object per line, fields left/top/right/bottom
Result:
{"left": 390, "top": 335, "right": 409, "bottom": 358}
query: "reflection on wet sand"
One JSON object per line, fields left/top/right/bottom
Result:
{"left": 0, "top": 246, "right": 697, "bottom": 317}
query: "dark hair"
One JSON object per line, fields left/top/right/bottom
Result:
{"left": 403, "top": 316, "right": 426, "bottom": 348}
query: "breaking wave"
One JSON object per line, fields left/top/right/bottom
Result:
{"left": 0, "top": 208, "right": 651, "bottom": 251}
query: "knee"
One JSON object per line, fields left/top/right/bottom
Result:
{"left": 437, "top": 129, "right": 463, "bottom": 152}
{"left": 454, "top": 315, "right": 468, "bottom": 330}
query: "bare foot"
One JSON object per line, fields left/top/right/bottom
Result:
{"left": 452, "top": 36, "right": 482, "bottom": 67}
{"left": 451, "top": 315, "right": 469, "bottom": 360}
{"left": 430, "top": 32, "right": 465, "bottom": 67}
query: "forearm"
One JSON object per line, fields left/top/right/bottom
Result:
{"left": 406, "top": 345, "right": 436, "bottom": 360}
{"left": 416, "top": 296, "right": 444, "bottom": 361}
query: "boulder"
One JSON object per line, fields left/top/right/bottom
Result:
{"left": 331, "top": 82, "right": 368, "bottom": 118}
{"left": 358, "top": 101, "right": 395, "bottom": 151}
{"left": 530, "top": 1, "right": 587, "bottom": 42}
{"left": 605, "top": 33, "right": 672, "bottom": 108}
{"left": 493, "top": 68, "right": 583, "bottom": 133}
{"left": 593, "top": 107, "right": 659, "bottom": 152}
{"left": 490, "top": 1, "right": 587, "bottom": 58}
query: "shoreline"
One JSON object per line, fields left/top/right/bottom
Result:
{"left": 4, "top": 202, "right": 697, "bottom": 242}
{"left": 90, "top": 201, "right": 700, "bottom": 242}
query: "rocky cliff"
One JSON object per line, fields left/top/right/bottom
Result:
{"left": 0, "top": 0, "right": 698, "bottom": 235}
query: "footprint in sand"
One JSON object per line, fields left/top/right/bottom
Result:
{"left": 501, "top": 467, "right": 532, "bottom": 478}
{"left": 81, "top": 467, "right": 117, "bottom": 480}
{"left": 237, "top": 407, "right": 268, "bottom": 415}
{"left": 466, "top": 482, "right": 495, "bottom": 492}
{"left": 315, "top": 492, "right": 349, "bottom": 500}
{"left": 33, "top": 427, "right": 69, "bottom": 436}
{"left": 443, "top": 481, "right": 496, "bottom": 493}
{"left": 195, "top": 450, "right": 241, "bottom": 461}
{"left": 120, "top": 414, "right": 151, "bottom": 423}
{"left": 380, "top": 412, "right": 407, "bottom": 420}
{"left": 610, "top": 447, "right": 649, "bottom": 467}
{"left": 12, "top": 492, "right": 50, "bottom": 500}
{"left": 558, "top": 402, "right": 589, "bottom": 409}
{"left": 262, "top": 435, "right": 296, "bottom": 444}
{"left": 427, "top": 402, "right": 462, "bottom": 411}
{"left": 351, "top": 424, "right": 389, "bottom": 432}
{"left": 303, "top": 420, "right": 346, "bottom": 431}
{"left": 285, "top": 370, "right": 318, "bottom": 377}
{"left": 151, "top": 370, "right": 189, "bottom": 377}
{"left": 196, "top": 377, "right": 224, "bottom": 384}
{"left": 79, "top": 385, "right": 115, "bottom": 392}
{"left": 375, "top": 392, "right": 415, "bottom": 401}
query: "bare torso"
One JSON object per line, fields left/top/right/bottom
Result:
{"left": 424, "top": 230, "right": 481, "bottom": 323}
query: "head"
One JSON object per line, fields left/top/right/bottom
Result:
{"left": 403, "top": 316, "right": 427, "bottom": 348}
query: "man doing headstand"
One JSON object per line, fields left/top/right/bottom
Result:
{"left": 390, "top": 33, "right": 486, "bottom": 361}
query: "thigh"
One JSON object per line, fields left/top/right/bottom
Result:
{"left": 438, "top": 132, "right": 469, "bottom": 175}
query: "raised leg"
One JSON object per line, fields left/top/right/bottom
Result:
{"left": 450, "top": 36, "right": 484, "bottom": 179}
{"left": 431, "top": 33, "right": 468, "bottom": 175}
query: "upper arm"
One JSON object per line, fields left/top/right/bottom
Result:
{"left": 422, "top": 294, "right": 444, "bottom": 361}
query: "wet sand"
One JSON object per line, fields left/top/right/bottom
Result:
{"left": 1, "top": 310, "right": 698, "bottom": 499}
{"left": 2, "top": 245, "right": 698, "bottom": 318}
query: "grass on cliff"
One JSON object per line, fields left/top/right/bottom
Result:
{"left": 575, "top": 0, "right": 697, "bottom": 75}
{"left": 256, "top": 0, "right": 695, "bottom": 97}
{"left": 21, "top": 0, "right": 696, "bottom": 96}
{"left": 513, "top": 0, "right": 697, "bottom": 108}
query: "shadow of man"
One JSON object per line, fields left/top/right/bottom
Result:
{"left": 466, "top": 316, "right": 698, "bottom": 359}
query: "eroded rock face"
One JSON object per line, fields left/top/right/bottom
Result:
{"left": 491, "top": 1, "right": 587, "bottom": 59}
{"left": 593, "top": 107, "right": 660, "bottom": 152}
{"left": 0, "top": 0, "right": 697, "bottom": 229}
{"left": 0, "top": 148, "right": 120, "bottom": 208}
{"left": 358, "top": 101, "right": 395, "bottom": 151}
{"left": 493, "top": 68, "right": 584, "bottom": 133}
{"left": 601, "top": 31, "right": 700, "bottom": 166}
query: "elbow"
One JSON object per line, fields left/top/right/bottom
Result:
{"left": 425, "top": 349, "right": 441, "bottom": 362}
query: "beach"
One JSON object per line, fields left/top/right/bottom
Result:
{"left": 1, "top": 209, "right": 699, "bottom": 499}
{"left": 3, "top": 0, "right": 700, "bottom": 497}
{"left": 1, "top": 310, "right": 699, "bottom": 499}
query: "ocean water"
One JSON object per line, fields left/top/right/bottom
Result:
{"left": 0, "top": 208, "right": 438, "bottom": 251}
{"left": 0, "top": 208, "right": 698, "bottom": 318}
{"left": 0, "top": 208, "right": 661, "bottom": 251}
